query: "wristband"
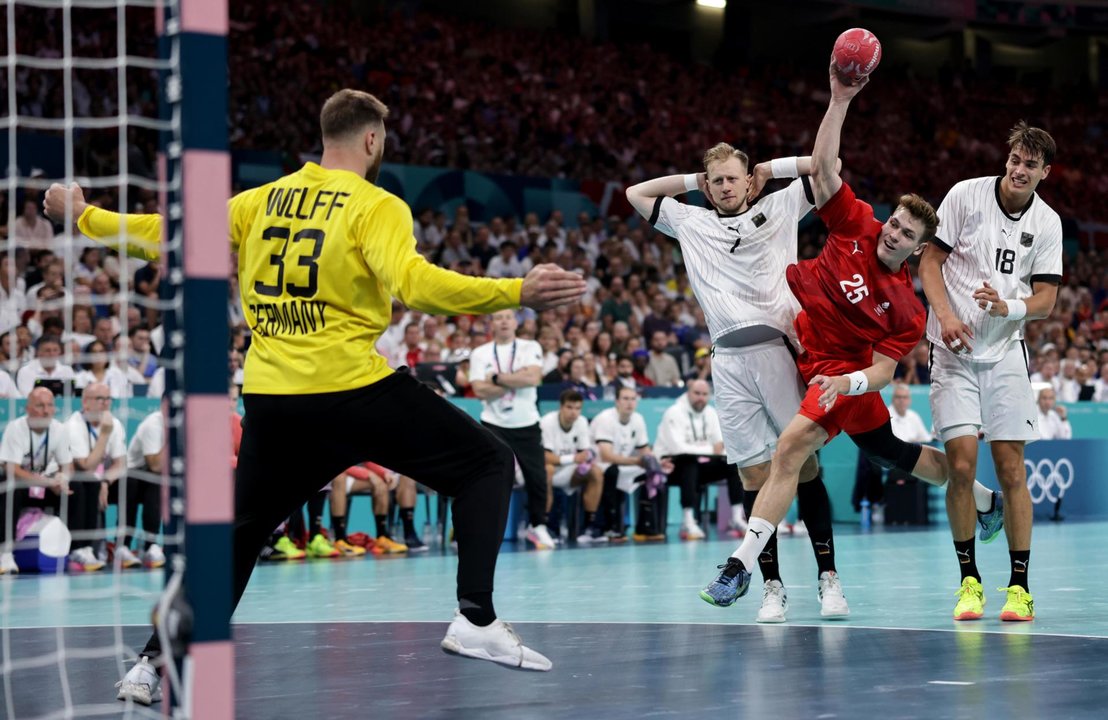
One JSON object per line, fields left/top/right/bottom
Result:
{"left": 491, "top": 373, "right": 500, "bottom": 386}
{"left": 560, "top": 454, "right": 575, "bottom": 466}
{"left": 1005, "top": 298, "right": 1027, "bottom": 321}
{"left": 683, "top": 174, "right": 699, "bottom": 192}
{"left": 770, "top": 156, "right": 800, "bottom": 179}
{"left": 844, "top": 371, "right": 869, "bottom": 396}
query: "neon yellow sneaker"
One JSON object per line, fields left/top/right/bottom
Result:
{"left": 953, "top": 577, "right": 985, "bottom": 621}
{"left": 999, "top": 585, "right": 1034, "bottom": 621}
{"left": 271, "top": 536, "right": 306, "bottom": 561}
{"left": 306, "top": 533, "right": 340, "bottom": 559}
{"left": 334, "top": 539, "right": 367, "bottom": 557}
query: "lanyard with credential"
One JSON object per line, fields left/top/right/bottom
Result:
{"left": 688, "top": 412, "right": 706, "bottom": 443}
{"left": 493, "top": 340, "right": 517, "bottom": 408}
{"left": 492, "top": 340, "right": 516, "bottom": 376}
{"left": 28, "top": 426, "right": 49, "bottom": 473}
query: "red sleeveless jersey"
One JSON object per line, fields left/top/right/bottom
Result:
{"left": 786, "top": 182, "right": 925, "bottom": 381}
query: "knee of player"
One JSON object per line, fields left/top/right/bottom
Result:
{"left": 994, "top": 463, "right": 1027, "bottom": 489}
{"left": 769, "top": 442, "right": 808, "bottom": 476}
{"left": 947, "top": 456, "right": 977, "bottom": 484}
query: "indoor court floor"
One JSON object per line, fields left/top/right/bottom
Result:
{"left": 4, "top": 521, "right": 1108, "bottom": 719}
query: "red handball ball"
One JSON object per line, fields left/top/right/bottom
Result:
{"left": 832, "top": 28, "right": 882, "bottom": 83}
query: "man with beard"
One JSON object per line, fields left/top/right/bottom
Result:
{"left": 45, "top": 89, "right": 587, "bottom": 703}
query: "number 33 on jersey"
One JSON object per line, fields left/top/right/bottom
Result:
{"left": 231, "top": 162, "right": 518, "bottom": 394}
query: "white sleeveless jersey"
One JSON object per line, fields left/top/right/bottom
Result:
{"left": 650, "top": 179, "right": 814, "bottom": 343}
{"left": 926, "top": 176, "right": 1063, "bottom": 362}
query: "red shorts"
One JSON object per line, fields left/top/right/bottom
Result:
{"left": 798, "top": 384, "right": 889, "bottom": 442}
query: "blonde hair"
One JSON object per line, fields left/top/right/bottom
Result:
{"left": 896, "top": 193, "right": 939, "bottom": 244}
{"left": 701, "top": 142, "right": 749, "bottom": 174}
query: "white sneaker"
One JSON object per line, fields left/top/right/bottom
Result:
{"left": 441, "top": 611, "right": 552, "bottom": 671}
{"left": 756, "top": 580, "right": 788, "bottom": 623}
{"left": 791, "top": 520, "right": 809, "bottom": 537}
{"left": 116, "top": 656, "right": 162, "bottom": 705}
{"left": 871, "top": 503, "right": 885, "bottom": 525}
{"left": 679, "top": 521, "right": 706, "bottom": 541}
{"left": 0, "top": 552, "right": 18, "bottom": 575}
{"left": 776, "top": 521, "right": 793, "bottom": 536}
{"left": 818, "top": 571, "right": 850, "bottom": 618}
{"left": 116, "top": 546, "right": 142, "bottom": 569}
{"left": 143, "top": 544, "right": 166, "bottom": 569}
{"left": 68, "top": 546, "right": 106, "bottom": 573}
{"left": 525, "top": 524, "right": 556, "bottom": 550}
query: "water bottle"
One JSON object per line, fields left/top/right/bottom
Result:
{"left": 860, "top": 499, "right": 872, "bottom": 531}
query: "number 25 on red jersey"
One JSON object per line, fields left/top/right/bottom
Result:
{"left": 839, "top": 274, "right": 869, "bottom": 304}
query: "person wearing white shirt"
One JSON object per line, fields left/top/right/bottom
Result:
{"left": 123, "top": 410, "right": 166, "bottom": 568}
{"left": 888, "top": 383, "right": 932, "bottom": 444}
{"left": 0, "top": 368, "right": 20, "bottom": 398}
{"left": 469, "top": 309, "right": 552, "bottom": 549}
{"left": 540, "top": 389, "right": 605, "bottom": 544}
{"left": 73, "top": 339, "right": 131, "bottom": 398}
{"left": 64, "top": 382, "right": 128, "bottom": 565}
{"left": 16, "top": 335, "right": 76, "bottom": 397}
{"left": 10, "top": 199, "right": 55, "bottom": 249}
{"left": 0, "top": 388, "right": 88, "bottom": 574}
{"left": 591, "top": 385, "right": 668, "bottom": 541}
{"left": 653, "top": 380, "right": 743, "bottom": 542}
{"left": 485, "top": 241, "right": 525, "bottom": 279}
{"left": 1036, "top": 387, "right": 1072, "bottom": 440}
{"left": 920, "top": 121, "right": 1062, "bottom": 618}
{"left": 0, "top": 254, "right": 27, "bottom": 334}
{"left": 1055, "top": 359, "right": 1080, "bottom": 403}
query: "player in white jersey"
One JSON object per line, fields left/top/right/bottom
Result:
{"left": 539, "top": 389, "right": 606, "bottom": 544}
{"left": 919, "top": 121, "right": 1062, "bottom": 622}
{"left": 591, "top": 385, "right": 670, "bottom": 542}
{"left": 626, "top": 144, "right": 849, "bottom": 622}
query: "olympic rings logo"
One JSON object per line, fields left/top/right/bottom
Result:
{"left": 1025, "top": 458, "right": 1074, "bottom": 505}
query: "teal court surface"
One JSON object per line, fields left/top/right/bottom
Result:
{"left": 4, "top": 521, "right": 1108, "bottom": 719}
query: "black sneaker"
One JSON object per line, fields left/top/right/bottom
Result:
{"left": 404, "top": 534, "right": 429, "bottom": 553}
{"left": 575, "top": 525, "right": 609, "bottom": 545}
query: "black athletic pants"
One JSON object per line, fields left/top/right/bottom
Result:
{"left": 481, "top": 421, "right": 548, "bottom": 529}
{"left": 666, "top": 455, "right": 742, "bottom": 511}
{"left": 107, "top": 475, "right": 163, "bottom": 550}
{"left": 142, "top": 369, "right": 515, "bottom": 657}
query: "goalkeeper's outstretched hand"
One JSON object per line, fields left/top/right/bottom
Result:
{"left": 519, "top": 263, "right": 587, "bottom": 311}
{"left": 43, "top": 182, "right": 88, "bottom": 225}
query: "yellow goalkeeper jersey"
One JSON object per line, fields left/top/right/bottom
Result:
{"left": 78, "top": 162, "right": 523, "bottom": 394}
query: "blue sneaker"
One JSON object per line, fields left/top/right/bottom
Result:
{"left": 699, "top": 558, "right": 751, "bottom": 607}
{"left": 977, "top": 491, "right": 1004, "bottom": 544}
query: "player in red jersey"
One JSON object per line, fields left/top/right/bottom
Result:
{"left": 701, "top": 64, "right": 1003, "bottom": 608}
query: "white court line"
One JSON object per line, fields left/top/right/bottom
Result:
{"left": 929, "top": 681, "right": 974, "bottom": 686}
{"left": 12, "top": 619, "right": 1108, "bottom": 641}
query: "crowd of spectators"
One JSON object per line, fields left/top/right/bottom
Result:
{"left": 4, "top": 3, "right": 1107, "bottom": 223}
{"left": 2, "top": 1, "right": 1106, "bottom": 398}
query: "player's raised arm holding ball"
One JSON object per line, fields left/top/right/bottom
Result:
{"left": 699, "top": 31, "right": 1002, "bottom": 611}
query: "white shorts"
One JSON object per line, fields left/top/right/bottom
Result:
{"left": 551, "top": 464, "right": 578, "bottom": 490}
{"left": 929, "top": 341, "right": 1039, "bottom": 443}
{"left": 712, "top": 341, "right": 805, "bottom": 467}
